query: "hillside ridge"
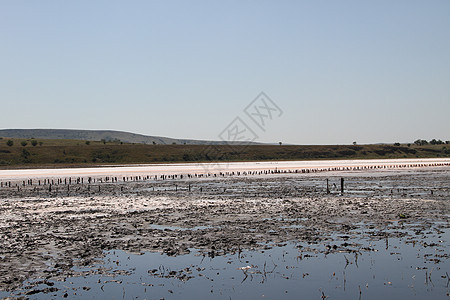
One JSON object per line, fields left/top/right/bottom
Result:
{"left": 0, "top": 129, "right": 255, "bottom": 145}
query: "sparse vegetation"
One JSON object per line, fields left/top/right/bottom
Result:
{"left": 6, "top": 140, "right": 13, "bottom": 147}
{"left": 430, "top": 139, "right": 444, "bottom": 145}
{"left": 21, "top": 141, "right": 27, "bottom": 147}
{"left": 0, "top": 159, "right": 10, "bottom": 165}
{"left": 31, "top": 140, "right": 38, "bottom": 147}
{"left": 414, "top": 138, "right": 448, "bottom": 146}
{"left": 415, "top": 139, "right": 428, "bottom": 146}
{"left": 0, "top": 138, "right": 448, "bottom": 168}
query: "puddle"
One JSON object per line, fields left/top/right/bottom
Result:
{"left": 262, "top": 217, "right": 308, "bottom": 222}
{"left": 281, "top": 225, "right": 304, "bottom": 229}
{"left": 2, "top": 226, "right": 448, "bottom": 300}
{"left": 150, "top": 224, "right": 214, "bottom": 231}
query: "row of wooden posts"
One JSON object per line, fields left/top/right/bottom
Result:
{"left": 0, "top": 162, "right": 448, "bottom": 190}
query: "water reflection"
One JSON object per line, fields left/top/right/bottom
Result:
{"left": 3, "top": 225, "right": 448, "bottom": 300}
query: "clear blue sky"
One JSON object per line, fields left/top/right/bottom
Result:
{"left": 1, "top": 1, "right": 449, "bottom": 144}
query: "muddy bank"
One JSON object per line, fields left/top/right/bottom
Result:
{"left": 0, "top": 168, "right": 449, "bottom": 294}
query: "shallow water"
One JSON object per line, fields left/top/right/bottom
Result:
{"left": 1, "top": 158, "right": 449, "bottom": 181}
{"left": 2, "top": 224, "right": 448, "bottom": 300}
{"left": 149, "top": 224, "right": 214, "bottom": 231}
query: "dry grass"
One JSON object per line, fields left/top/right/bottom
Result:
{"left": 0, "top": 137, "right": 448, "bottom": 168}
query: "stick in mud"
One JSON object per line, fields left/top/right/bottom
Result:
{"left": 326, "top": 179, "right": 330, "bottom": 194}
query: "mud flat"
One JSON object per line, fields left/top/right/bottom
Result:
{"left": 0, "top": 166, "right": 449, "bottom": 299}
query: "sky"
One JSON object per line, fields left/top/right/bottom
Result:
{"left": 1, "top": 1, "right": 449, "bottom": 145}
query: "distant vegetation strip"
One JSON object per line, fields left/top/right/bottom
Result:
{"left": 0, "top": 137, "right": 449, "bottom": 168}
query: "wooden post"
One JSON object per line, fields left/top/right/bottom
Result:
{"left": 340, "top": 177, "right": 344, "bottom": 195}
{"left": 326, "top": 179, "right": 330, "bottom": 194}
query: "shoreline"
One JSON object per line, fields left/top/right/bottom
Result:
{"left": 0, "top": 157, "right": 449, "bottom": 181}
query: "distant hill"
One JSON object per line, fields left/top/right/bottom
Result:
{"left": 0, "top": 129, "right": 259, "bottom": 145}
